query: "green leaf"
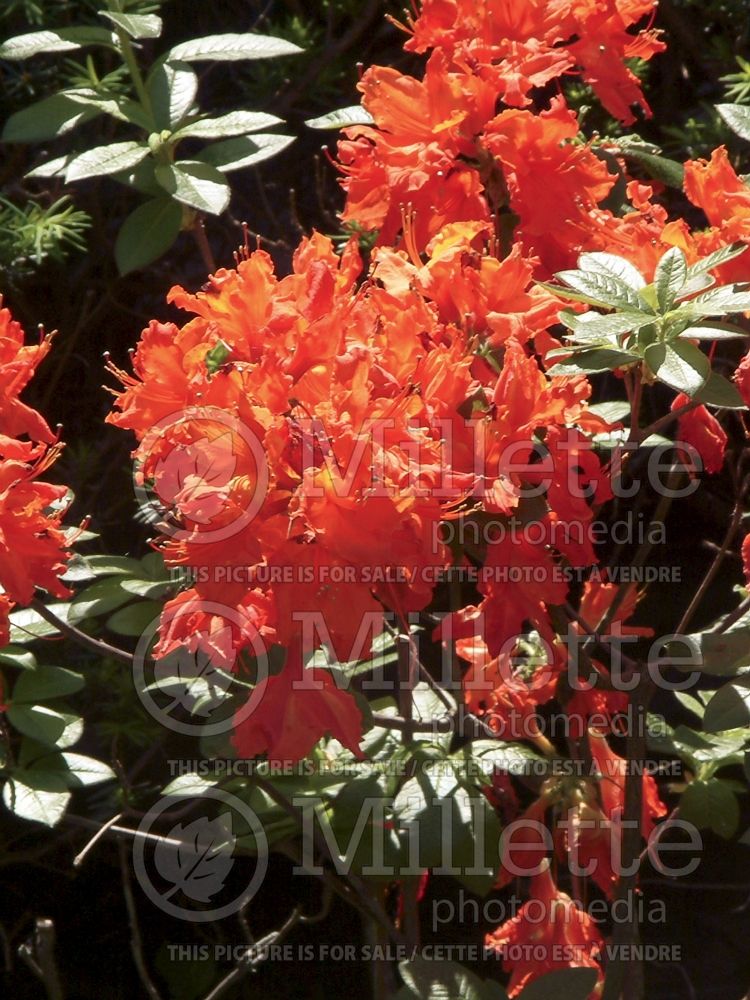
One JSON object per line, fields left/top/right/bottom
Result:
{"left": 684, "top": 285, "right": 750, "bottom": 317}
{"left": 654, "top": 246, "right": 687, "bottom": 311}
{"left": 674, "top": 691, "right": 706, "bottom": 721}
{"left": 197, "top": 133, "right": 295, "bottom": 172}
{"left": 65, "top": 141, "right": 149, "bottom": 182}
{"left": 162, "top": 772, "right": 219, "bottom": 796}
{"left": 679, "top": 321, "right": 749, "bottom": 341}
{"left": 305, "top": 106, "right": 375, "bottom": 129}
{"left": 167, "top": 33, "right": 303, "bottom": 63}
{"left": 686, "top": 242, "right": 747, "bottom": 278}
{"left": 577, "top": 251, "right": 646, "bottom": 290}
{"left": 673, "top": 628, "right": 750, "bottom": 676}
{"left": 119, "top": 578, "right": 171, "bottom": 599}
{"left": 704, "top": 678, "right": 750, "bottom": 732}
{"left": 679, "top": 777, "right": 741, "bottom": 838}
{"left": 616, "top": 145, "right": 685, "bottom": 188}
{"left": 2, "top": 772, "right": 70, "bottom": 827}
{"left": 84, "top": 555, "right": 144, "bottom": 576}
{"left": 397, "top": 958, "right": 509, "bottom": 1000}
{"left": 717, "top": 103, "right": 750, "bottom": 142}
{"left": 25, "top": 154, "right": 74, "bottom": 179}
{"left": 9, "top": 603, "right": 75, "bottom": 643}
{"left": 694, "top": 371, "right": 746, "bottom": 409}
{"left": 547, "top": 348, "right": 640, "bottom": 375}
{"left": 518, "top": 969, "right": 600, "bottom": 1000}
{"left": 3, "top": 94, "right": 101, "bottom": 142}
{"left": 155, "top": 160, "right": 230, "bottom": 214}
{"left": 71, "top": 578, "right": 135, "bottom": 618}
{"left": 115, "top": 197, "right": 183, "bottom": 274}
{"left": 106, "top": 600, "right": 162, "bottom": 636}
{"left": 587, "top": 401, "right": 631, "bottom": 423}
{"left": 0, "top": 645, "right": 37, "bottom": 670}
{"left": 13, "top": 665, "right": 84, "bottom": 703}
{"left": 0, "top": 27, "right": 113, "bottom": 59}
{"left": 7, "top": 704, "right": 83, "bottom": 748}
{"left": 644, "top": 340, "right": 710, "bottom": 395}
{"left": 100, "top": 11, "right": 163, "bottom": 39}
{"left": 561, "top": 309, "right": 651, "bottom": 342}
{"left": 66, "top": 88, "right": 152, "bottom": 129}
{"left": 146, "top": 59, "right": 197, "bottom": 129}
{"left": 173, "top": 110, "right": 283, "bottom": 140}
{"left": 549, "top": 269, "right": 647, "bottom": 311}
{"left": 51, "top": 751, "right": 117, "bottom": 788}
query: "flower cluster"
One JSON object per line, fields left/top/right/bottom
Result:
{"left": 0, "top": 302, "right": 70, "bottom": 643}
{"left": 106, "top": 0, "right": 750, "bottom": 994}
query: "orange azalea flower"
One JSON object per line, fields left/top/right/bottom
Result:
{"left": 403, "top": 0, "right": 662, "bottom": 123}
{"left": 457, "top": 632, "right": 561, "bottom": 737}
{"left": 589, "top": 730, "right": 667, "bottom": 841}
{"left": 339, "top": 52, "right": 493, "bottom": 247}
{"left": 232, "top": 643, "right": 365, "bottom": 762}
{"left": 0, "top": 300, "right": 56, "bottom": 448}
{"left": 482, "top": 98, "right": 616, "bottom": 273}
{"left": 671, "top": 392, "right": 727, "bottom": 475}
{"left": 0, "top": 304, "right": 70, "bottom": 642}
{"left": 485, "top": 859, "right": 604, "bottom": 997}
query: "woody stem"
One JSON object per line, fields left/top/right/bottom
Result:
{"left": 602, "top": 674, "right": 653, "bottom": 1000}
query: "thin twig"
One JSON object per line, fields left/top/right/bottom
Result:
{"left": 118, "top": 841, "right": 164, "bottom": 1000}
{"left": 17, "top": 919, "right": 64, "bottom": 1000}
{"left": 675, "top": 474, "right": 749, "bottom": 635}
{"left": 73, "top": 812, "right": 124, "bottom": 868}
{"left": 29, "top": 598, "right": 137, "bottom": 665}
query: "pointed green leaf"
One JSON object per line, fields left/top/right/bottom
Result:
{"left": 3, "top": 94, "right": 101, "bottom": 142}
{"left": 25, "top": 154, "right": 74, "bottom": 179}
{"left": 678, "top": 321, "right": 749, "bottom": 341}
{"left": 550, "top": 269, "right": 648, "bottom": 311}
{"left": 717, "top": 103, "right": 750, "bottom": 142}
{"left": 7, "top": 704, "right": 83, "bottom": 748}
{"left": 13, "top": 665, "right": 84, "bottom": 703}
{"left": 305, "top": 106, "right": 375, "bottom": 129}
{"left": 679, "top": 777, "right": 740, "bottom": 838}
{"left": 155, "top": 160, "right": 229, "bottom": 214}
{"left": 694, "top": 371, "right": 746, "bottom": 409}
{"left": 644, "top": 340, "right": 710, "bottom": 395}
{"left": 562, "top": 309, "right": 651, "bottom": 340}
{"left": 616, "top": 146, "right": 685, "bottom": 188}
{"left": 654, "top": 246, "right": 687, "bottom": 311}
{"left": 547, "top": 348, "right": 640, "bottom": 374}
{"left": 2, "top": 772, "right": 70, "bottom": 827}
{"left": 577, "top": 252, "right": 646, "bottom": 290}
{"left": 65, "top": 141, "right": 149, "bottom": 182}
{"left": 0, "top": 27, "right": 113, "bottom": 60}
{"left": 100, "top": 11, "right": 163, "bottom": 39}
{"left": 114, "top": 198, "right": 183, "bottom": 275}
{"left": 704, "top": 678, "right": 750, "bottom": 732}
{"left": 146, "top": 59, "right": 198, "bottom": 129}
{"left": 173, "top": 110, "right": 283, "bottom": 140}
{"left": 686, "top": 241, "right": 747, "bottom": 278}
{"left": 167, "top": 33, "right": 302, "bottom": 63}
{"left": 197, "top": 133, "right": 295, "bottom": 172}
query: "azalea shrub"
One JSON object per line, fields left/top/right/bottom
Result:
{"left": 2, "top": 2, "right": 750, "bottom": 999}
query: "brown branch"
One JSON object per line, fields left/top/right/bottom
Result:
{"left": 29, "top": 598, "right": 137, "bottom": 666}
